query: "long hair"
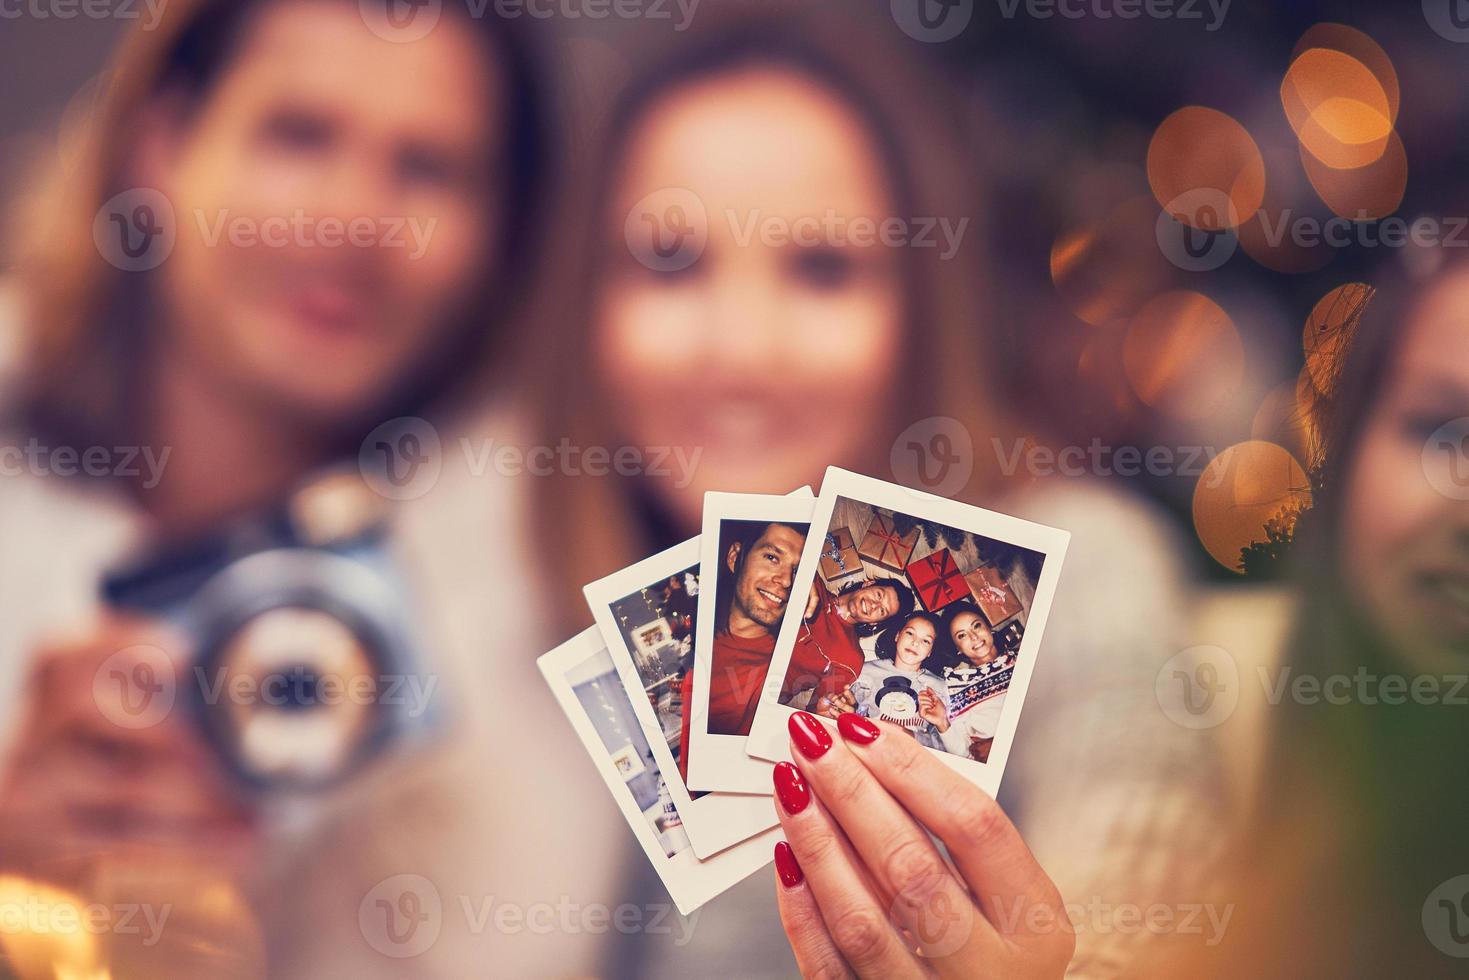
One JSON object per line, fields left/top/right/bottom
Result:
{"left": 1206, "top": 262, "right": 1469, "bottom": 977}
{"left": 5, "top": 0, "right": 550, "bottom": 451}
{"left": 525, "top": 1, "right": 1012, "bottom": 635}
{"left": 872, "top": 609, "right": 944, "bottom": 666}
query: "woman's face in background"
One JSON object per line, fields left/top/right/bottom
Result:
{"left": 143, "top": 0, "right": 501, "bottom": 423}
{"left": 595, "top": 66, "right": 904, "bottom": 529}
{"left": 1341, "top": 269, "right": 1469, "bottom": 672}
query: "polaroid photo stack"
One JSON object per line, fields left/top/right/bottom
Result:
{"left": 537, "top": 467, "right": 1069, "bottom": 913}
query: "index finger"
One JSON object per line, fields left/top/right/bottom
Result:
{"left": 835, "top": 713, "right": 1067, "bottom": 941}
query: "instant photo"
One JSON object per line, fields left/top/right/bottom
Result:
{"left": 747, "top": 468, "right": 1070, "bottom": 797}
{"left": 538, "top": 629, "right": 778, "bottom": 915}
{"left": 687, "top": 492, "right": 816, "bottom": 794}
{"left": 585, "top": 538, "right": 778, "bottom": 859}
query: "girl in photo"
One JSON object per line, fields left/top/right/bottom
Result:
{"left": 846, "top": 610, "right": 952, "bottom": 751}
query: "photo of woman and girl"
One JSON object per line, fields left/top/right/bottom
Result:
{"left": 784, "top": 498, "right": 1042, "bottom": 761}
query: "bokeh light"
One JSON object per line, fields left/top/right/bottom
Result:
{"left": 1122, "top": 291, "right": 1244, "bottom": 419}
{"left": 1147, "top": 107, "right": 1265, "bottom": 232}
{"left": 1192, "top": 440, "right": 1313, "bottom": 573}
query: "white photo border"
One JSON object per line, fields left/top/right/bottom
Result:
{"left": 537, "top": 627, "right": 779, "bottom": 915}
{"left": 745, "top": 467, "right": 1072, "bottom": 798}
{"left": 688, "top": 491, "right": 817, "bottom": 794}
{"left": 584, "top": 537, "right": 777, "bottom": 859}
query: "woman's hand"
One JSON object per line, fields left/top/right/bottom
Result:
{"left": 811, "top": 685, "right": 856, "bottom": 719}
{"left": 771, "top": 711, "right": 1074, "bottom": 979}
{"left": 0, "top": 617, "right": 259, "bottom": 880}
{"left": 917, "top": 689, "right": 949, "bottom": 732}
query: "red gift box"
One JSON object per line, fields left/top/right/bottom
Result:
{"left": 906, "top": 548, "right": 968, "bottom": 612}
{"left": 964, "top": 566, "right": 1023, "bottom": 624}
{"left": 857, "top": 512, "right": 920, "bottom": 573}
{"left": 819, "top": 528, "right": 864, "bottom": 584}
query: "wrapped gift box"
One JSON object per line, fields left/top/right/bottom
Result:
{"left": 818, "top": 528, "right": 864, "bottom": 584}
{"left": 906, "top": 548, "right": 968, "bottom": 612}
{"left": 964, "top": 565, "right": 1023, "bottom": 624}
{"left": 856, "top": 512, "right": 920, "bottom": 572}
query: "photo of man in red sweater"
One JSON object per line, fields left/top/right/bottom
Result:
{"left": 678, "top": 520, "right": 806, "bottom": 781}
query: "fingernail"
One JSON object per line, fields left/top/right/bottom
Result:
{"left": 838, "top": 712, "right": 881, "bottom": 745}
{"left": 773, "top": 761, "right": 810, "bottom": 815}
{"left": 774, "top": 841, "right": 803, "bottom": 889}
{"left": 788, "top": 711, "right": 832, "bottom": 759}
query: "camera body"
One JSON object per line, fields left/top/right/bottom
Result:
{"left": 101, "top": 473, "right": 434, "bottom": 793}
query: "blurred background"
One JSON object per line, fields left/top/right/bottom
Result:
{"left": 1, "top": 1, "right": 1466, "bottom": 977}
{"left": 4, "top": 0, "right": 1467, "bottom": 580}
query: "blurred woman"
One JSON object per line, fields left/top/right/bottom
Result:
{"left": 1144, "top": 264, "right": 1469, "bottom": 978}
{"left": 526, "top": 5, "right": 1219, "bottom": 976}
{"left": 0, "top": 3, "right": 628, "bottom": 976}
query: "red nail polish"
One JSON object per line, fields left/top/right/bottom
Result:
{"left": 773, "top": 761, "right": 810, "bottom": 814}
{"left": 838, "top": 712, "right": 881, "bottom": 744}
{"left": 774, "top": 841, "right": 803, "bottom": 889}
{"left": 788, "top": 711, "right": 832, "bottom": 759}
